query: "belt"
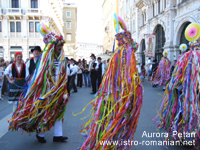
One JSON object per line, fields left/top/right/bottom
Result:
{"left": 15, "top": 78, "right": 25, "bottom": 80}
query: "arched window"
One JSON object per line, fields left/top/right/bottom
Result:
{"left": 180, "top": 22, "right": 191, "bottom": 52}
{"left": 155, "top": 25, "right": 165, "bottom": 61}
{"left": 141, "top": 39, "right": 145, "bottom": 64}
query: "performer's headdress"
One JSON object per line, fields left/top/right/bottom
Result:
{"left": 37, "top": 23, "right": 65, "bottom": 46}
{"left": 179, "top": 43, "right": 187, "bottom": 52}
{"left": 185, "top": 23, "right": 200, "bottom": 51}
{"left": 163, "top": 51, "right": 168, "bottom": 56}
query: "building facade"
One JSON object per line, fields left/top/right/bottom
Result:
{"left": 119, "top": 0, "right": 200, "bottom": 64}
{"left": 63, "top": 1, "right": 77, "bottom": 59}
{"left": 76, "top": 42, "right": 103, "bottom": 62}
{"left": 102, "top": 0, "right": 119, "bottom": 53}
{"left": 0, "top": 0, "right": 64, "bottom": 61}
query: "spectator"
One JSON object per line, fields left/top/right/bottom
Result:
{"left": 141, "top": 63, "right": 146, "bottom": 82}
{"left": 96, "top": 57, "right": 105, "bottom": 89}
{"left": 83, "top": 60, "right": 91, "bottom": 87}
{"left": 77, "top": 62, "right": 83, "bottom": 88}
{"left": 146, "top": 58, "right": 152, "bottom": 81}
{"left": 0, "top": 61, "right": 4, "bottom": 100}
{"left": 90, "top": 54, "right": 97, "bottom": 94}
{"left": 2, "top": 61, "right": 10, "bottom": 96}
{"left": 136, "top": 62, "right": 141, "bottom": 76}
{"left": 151, "top": 59, "right": 159, "bottom": 87}
{"left": 68, "top": 58, "right": 78, "bottom": 94}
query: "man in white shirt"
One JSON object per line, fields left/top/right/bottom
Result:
{"left": 90, "top": 54, "right": 97, "bottom": 94}
{"left": 26, "top": 46, "right": 41, "bottom": 80}
{"left": 68, "top": 58, "right": 78, "bottom": 94}
{"left": 146, "top": 58, "right": 152, "bottom": 81}
{"left": 96, "top": 57, "right": 105, "bottom": 88}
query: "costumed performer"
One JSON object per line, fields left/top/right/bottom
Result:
{"left": 8, "top": 23, "right": 70, "bottom": 143}
{"left": 155, "top": 22, "right": 200, "bottom": 146}
{"left": 4, "top": 52, "right": 26, "bottom": 112}
{"left": 25, "top": 46, "right": 41, "bottom": 81}
{"left": 74, "top": 15, "right": 143, "bottom": 150}
{"left": 150, "top": 51, "right": 171, "bottom": 91}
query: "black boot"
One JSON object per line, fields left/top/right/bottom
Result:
{"left": 53, "top": 136, "right": 68, "bottom": 142}
{"left": 36, "top": 135, "right": 46, "bottom": 143}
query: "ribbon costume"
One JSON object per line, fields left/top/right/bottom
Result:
{"left": 75, "top": 14, "right": 143, "bottom": 150}
{"left": 156, "top": 23, "right": 200, "bottom": 145}
{"left": 151, "top": 51, "right": 171, "bottom": 90}
{"left": 8, "top": 23, "right": 69, "bottom": 134}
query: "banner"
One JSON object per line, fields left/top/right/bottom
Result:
{"left": 144, "top": 33, "right": 156, "bottom": 58}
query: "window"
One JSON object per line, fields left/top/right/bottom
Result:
{"left": 164, "top": 0, "right": 166, "bottom": 8}
{"left": 158, "top": 0, "right": 160, "bottom": 14}
{"left": 0, "top": 22, "right": 2, "bottom": 32}
{"left": 35, "top": 22, "right": 39, "bottom": 32}
{"left": 29, "top": 22, "right": 34, "bottom": 32}
{"left": 142, "top": 14, "right": 144, "bottom": 26}
{"left": 132, "top": 20, "right": 135, "bottom": 32}
{"left": 10, "top": 22, "right": 15, "bottom": 32}
{"left": 31, "top": 0, "right": 38, "bottom": 8}
{"left": 67, "top": 11, "right": 71, "bottom": 18}
{"left": 16, "top": 22, "right": 21, "bottom": 32}
{"left": 12, "top": 0, "right": 19, "bottom": 8}
{"left": 153, "top": 3, "right": 155, "bottom": 17}
{"left": 126, "top": 0, "right": 129, "bottom": 13}
{"left": 67, "top": 22, "right": 71, "bottom": 29}
{"left": 67, "top": 34, "right": 71, "bottom": 41}
{"left": 67, "top": 47, "right": 71, "bottom": 51}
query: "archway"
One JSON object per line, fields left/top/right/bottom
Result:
{"left": 179, "top": 22, "right": 191, "bottom": 52}
{"left": 154, "top": 24, "right": 165, "bottom": 62}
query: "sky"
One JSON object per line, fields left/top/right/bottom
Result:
{"left": 76, "top": 0, "right": 104, "bottom": 45}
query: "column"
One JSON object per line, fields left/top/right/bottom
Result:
{"left": 3, "top": 39, "right": 9, "bottom": 61}
{"left": 155, "top": 1, "right": 158, "bottom": 16}
{"left": 22, "top": 39, "right": 28, "bottom": 61}
{"left": 174, "top": 46, "right": 180, "bottom": 60}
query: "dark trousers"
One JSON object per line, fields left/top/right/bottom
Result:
{"left": 67, "top": 76, "right": 71, "bottom": 95}
{"left": 91, "top": 72, "right": 97, "bottom": 93}
{"left": 77, "top": 74, "right": 82, "bottom": 87}
{"left": 69, "top": 74, "right": 77, "bottom": 93}
{"left": 97, "top": 75, "right": 102, "bottom": 89}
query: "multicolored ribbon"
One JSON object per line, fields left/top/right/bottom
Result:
{"left": 151, "top": 57, "right": 171, "bottom": 86}
{"left": 8, "top": 34, "right": 69, "bottom": 133}
{"left": 156, "top": 49, "right": 200, "bottom": 144}
{"left": 74, "top": 31, "right": 143, "bottom": 150}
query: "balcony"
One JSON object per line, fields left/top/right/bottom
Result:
{"left": 24, "top": 8, "right": 42, "bottom": 16}
{"left": 9, "top": 32, "right": 22, "bottom": 38}
{"left": 28, "top": 32, "right": 41, "bottom": 38}
{"left": 6, "top": 8, "right": 22, "bottom": 15}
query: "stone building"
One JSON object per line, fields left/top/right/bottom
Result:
{"left": 119, "top": 0, "right": 200, "bottom": 64}
{"left": 0, "top": 0, "right": 64, "bottom": 61}
{"left": 63, "top": 0, "right": 77, "bottom": 59}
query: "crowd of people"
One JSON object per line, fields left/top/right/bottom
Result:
{"left": 65, "top": 53, "right": 109, "bottom": 96}
{"left": 0, "top": 47, "right": 110, "bottom": 103}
